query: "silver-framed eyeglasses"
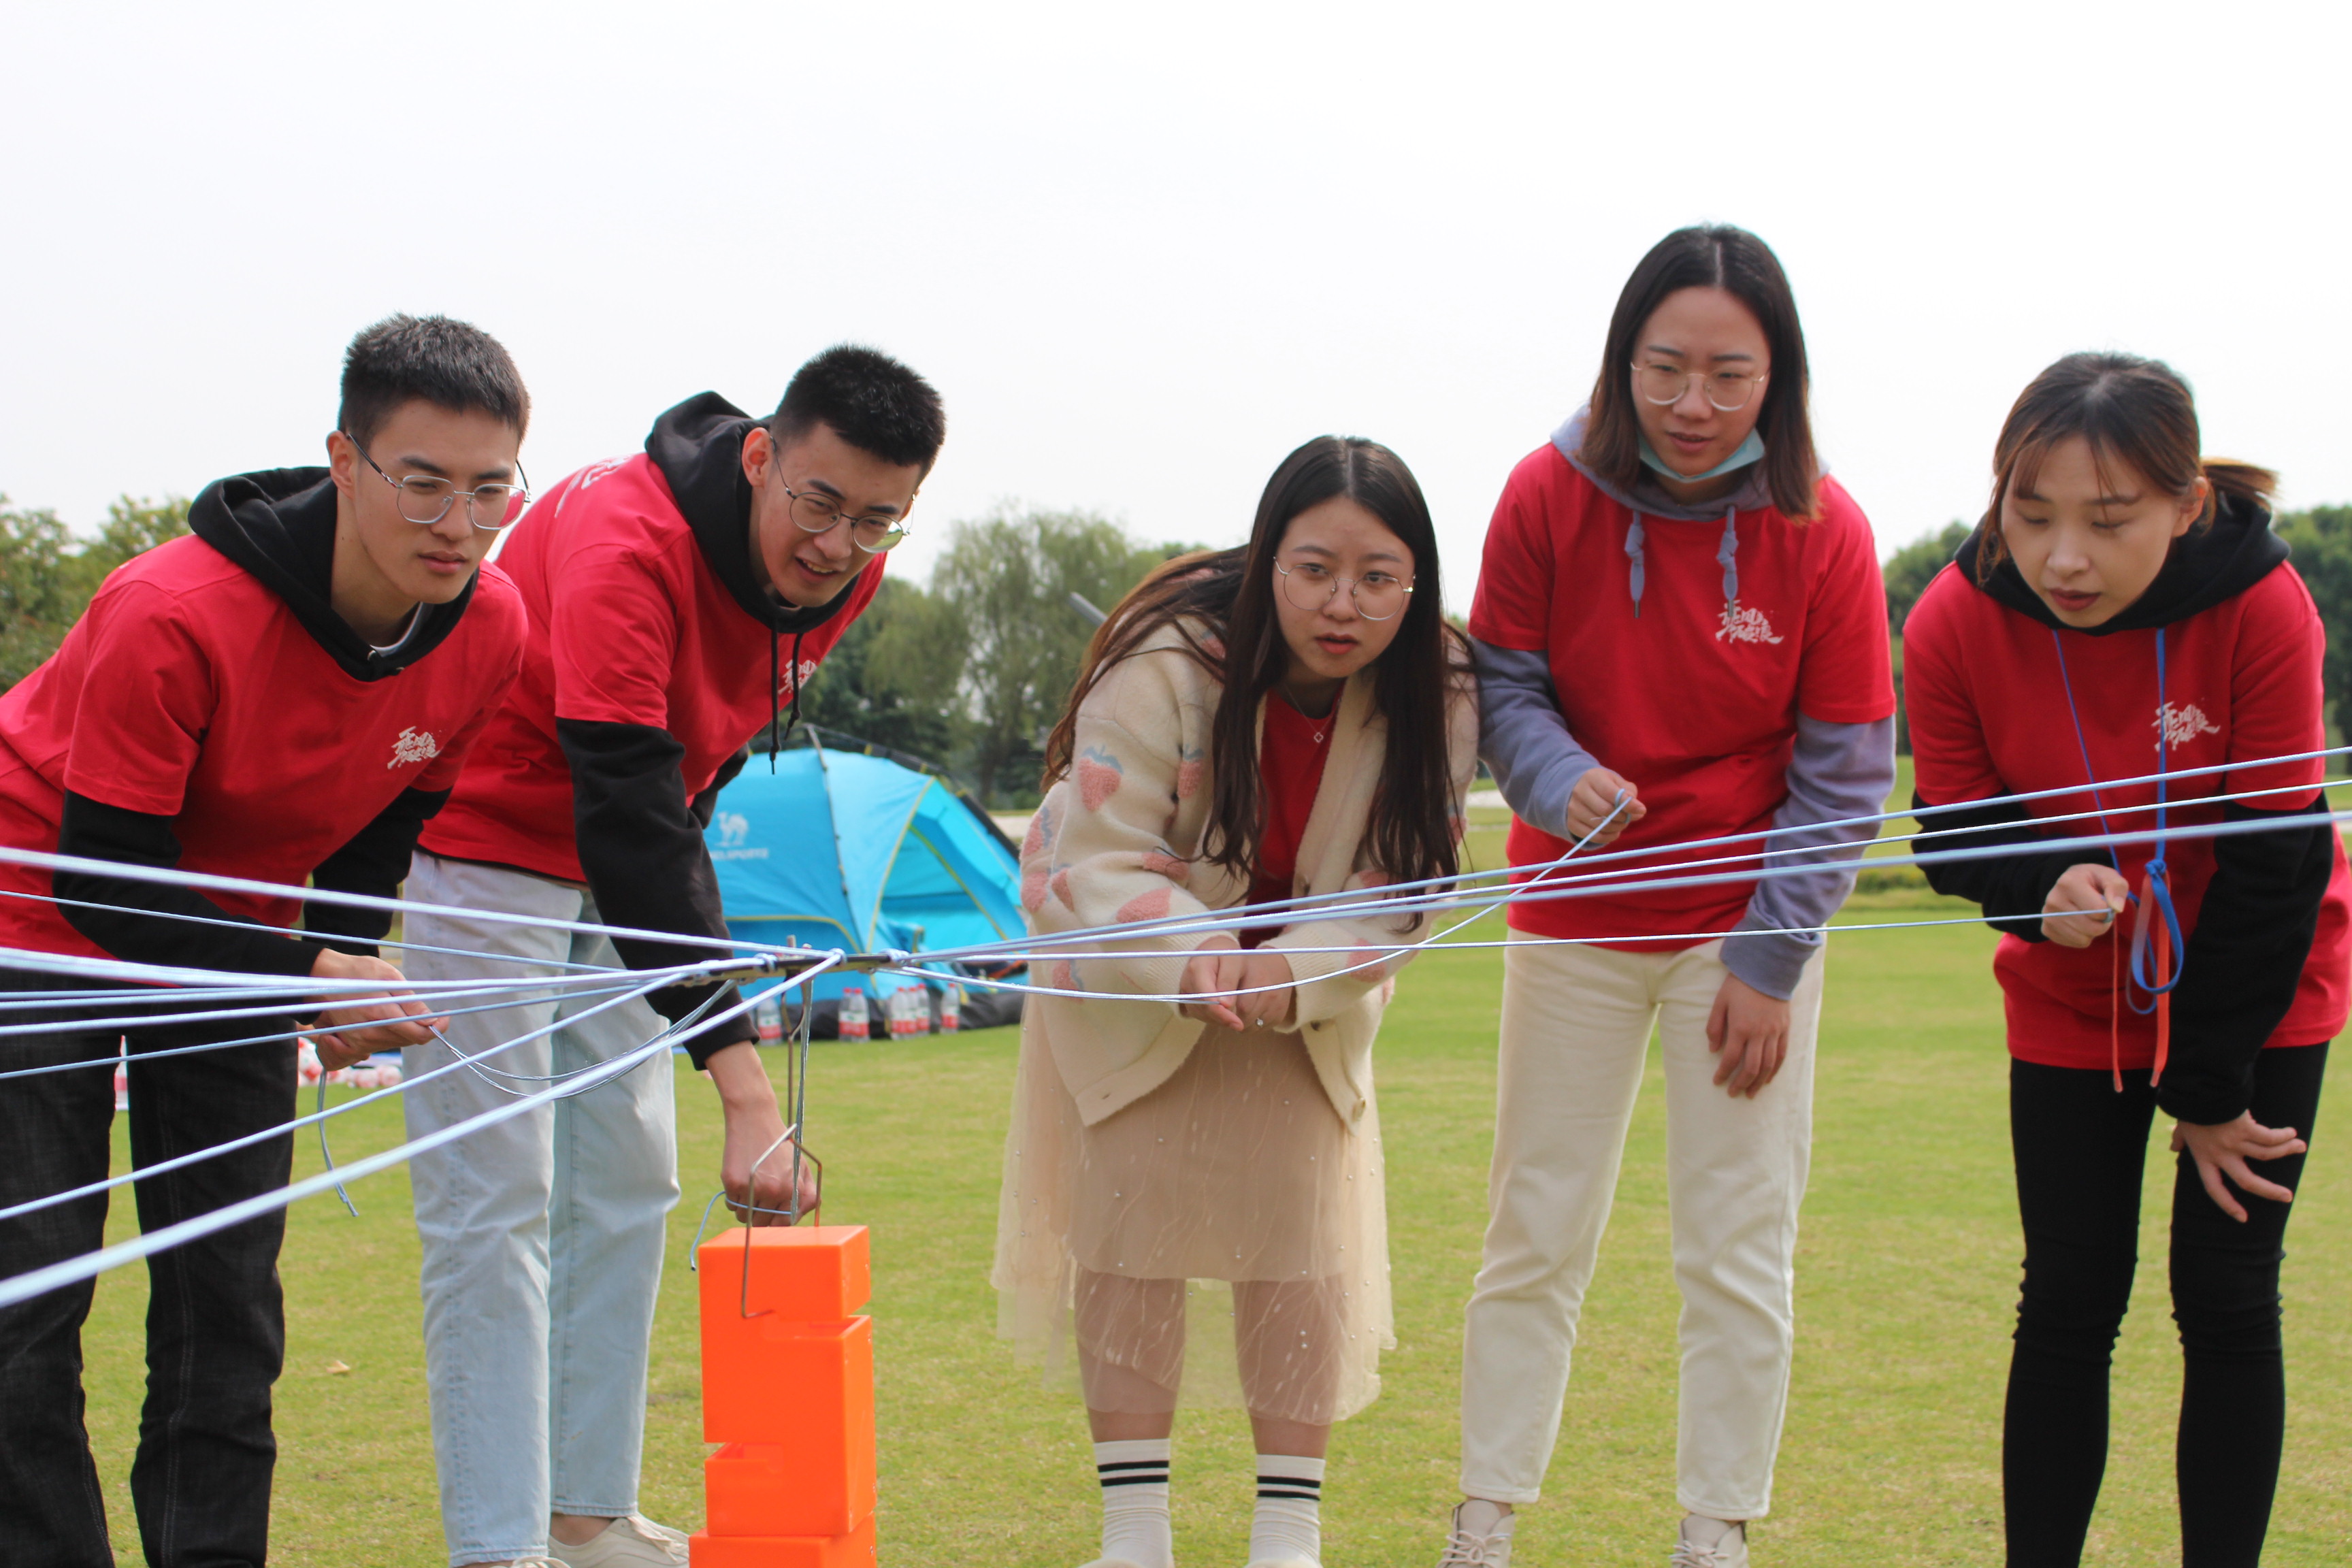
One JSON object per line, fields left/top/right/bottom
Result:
{"left": 1274, "top": 555, "right": 1414, "bottom": 621}
{"left": 347, "top": 434, "right": 529, "bottom": 530}
{"left": 777, "top": 481, "right": 909, "bottom": 554}
{"left": 1631, "top": 361, "right": 1769, "bottom": 412}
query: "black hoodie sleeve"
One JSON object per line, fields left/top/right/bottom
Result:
{"left": 556, "top": 717, "right": 754, "bottom": 1067}
{"left": 55, "top": 792, "right": 318, "bottom": 978}
{"left": 2157, "top": 797, "right": 2334, "bottom": 1125}
{"left": 1911, "top": 791, "right": 2087, "bottom": 938}
{"left": 301, "top": 787, "right": 452, "bottom": 956}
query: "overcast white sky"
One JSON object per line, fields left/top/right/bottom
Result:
{"left": 4, "top": 1, "right": 2346, "bottom": 608}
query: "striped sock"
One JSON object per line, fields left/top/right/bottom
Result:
{"left": 1250, "top": 1454, "right": 1324, "bottom": 1565}
{"left": 1094, "top": 1438, "right": 1172, "bottom": 1568}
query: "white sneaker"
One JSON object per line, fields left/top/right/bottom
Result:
{"left": 1669, "top": 1518, "right": 1748, "bottom": 1568}
{"left": 1436, "top": 1501, "right": 1516, "bottom": 1567}
{"left": 546, "top": 1514, "right": 689, "bottom": 1567}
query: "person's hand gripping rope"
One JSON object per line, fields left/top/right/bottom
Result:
{"left": 306, "top": 949, "right": 447, "bottom": 1070}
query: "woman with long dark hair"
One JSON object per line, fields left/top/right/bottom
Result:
{"left": 1906, "top": 352, "right": 2347, "bottom": 1565}
{"left": 1443, "top": 225, "right": 1896, "bottom": 1568}
{"left": 994, "top": 436, "right": 1478, "bottom": 1568}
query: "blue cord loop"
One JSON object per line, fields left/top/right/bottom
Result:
{"left": 2051, "top": 625, "right": 2185, "bottom": 1011}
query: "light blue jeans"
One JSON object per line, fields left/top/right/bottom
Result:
{"left": 402, "top": 852, "right": 682, "bottom": 1567}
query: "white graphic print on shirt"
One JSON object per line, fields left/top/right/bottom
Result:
{"left": 388, "top": 727, "right": 441, "bottom": 768}
{"left": 1715, "top": 602, "right": 1784, "bottom": 645}
{"left": 2155, "top": 702, "right": 2221, "bottom": 749}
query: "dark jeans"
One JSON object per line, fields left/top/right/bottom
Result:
{"left": 2004, "top": 1045, "right": 2328, "bottom": 1568}
{"left": 0, "top": 990, "right": 297, "bottom": 1568}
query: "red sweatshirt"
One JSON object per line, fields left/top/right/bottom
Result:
{"left": 1906, "top": 545, "right": 2351, "bottom": 1083}
{"left": 420, "top": 447, "right": 881, "bottom": 881}
{"left": 0, "top": 530, "right": 525, "bottom": 962}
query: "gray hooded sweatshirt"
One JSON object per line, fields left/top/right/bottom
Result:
{"left": 1469, "top": 408, "right": 1896, "bottom": 999}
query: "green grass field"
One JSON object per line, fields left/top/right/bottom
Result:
{"left": 76, "top": 875, "right": 2352, "bottom": 1563}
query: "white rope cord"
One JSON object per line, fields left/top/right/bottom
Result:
{"left": 0, "top": 977, "right": 655, "bottom": 1084}
{"left": 0, "top": 886, "right": 629, "bottom": 979}
{"left": 0, "top": 964, "right": 823, "bottom": 1312}
{"left": 949, "top": 773, "right": 2352, "bottom": 966}
{"left": 0, "top": 842, "right": 822, "bottom": 960}
{"left": 0, "top": 961, "right": 730, "bottom": 1225}
{"left": 883, "top": 806, "right": 2352, "bottom": 1004}
{"left": 925, "top": 745, "right": 2352, "bottom": 963}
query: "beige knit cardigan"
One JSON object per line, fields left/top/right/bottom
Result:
{"left": 1017, "top": 621, "right": 1480, "bottom": 1128}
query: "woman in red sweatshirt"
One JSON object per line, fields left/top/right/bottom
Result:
{"left": 1906, "top": 351, "right": 2347, "bottom": 1566}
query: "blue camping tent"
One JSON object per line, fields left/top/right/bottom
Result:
{"left": 704, "top": 738, "right": 1025, "bottom": 1009}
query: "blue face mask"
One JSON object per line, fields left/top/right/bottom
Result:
{"left": 1639, "top": 427, "right": 1765, "bottom": 484}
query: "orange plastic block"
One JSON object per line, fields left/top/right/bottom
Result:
{"left": 689, "top": 1511, "right": 876, "bottom": 1567}
{"left": 707, "top": 1435, "right": 872, "bottom": 1538}
{"left": 696, "top": 1225, "right": 870, "bottom": 1323}
{"left": 702, "top": 1311, "right": 875, "bottom": 1458}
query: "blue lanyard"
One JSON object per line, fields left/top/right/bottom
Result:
{"left": 2051, "top": 625, "right": 2185, "bottom": 1008}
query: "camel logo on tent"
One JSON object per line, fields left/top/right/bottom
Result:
{"left": 712, "top": 811, "right": 767, "bottom": 860}
{"left": 387, "top": 728, "right": 440, "bottom": 768}
{"left": 2155, "top": 702, "right": 2220, "bottom": 748}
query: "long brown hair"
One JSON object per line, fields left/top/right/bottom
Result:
{"left": 1577, "top": 224, "right": 1820, "bottom": 519}
{"left": 1976, "top": 351, "right": 2276, "bottom": 581}
{"left": 1041, "top": 436, "right": 1467, "bottom": 894}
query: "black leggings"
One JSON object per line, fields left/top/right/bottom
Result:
{"left": 2004, "top": 1045, "right": 2328, "bottom": 1567}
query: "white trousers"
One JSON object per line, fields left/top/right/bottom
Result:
{"left": 1459, "top": 936, "right": 1823, "bottom": 1520}
{"left": 401, "top": 853, "right": 682, "bottom": 1567}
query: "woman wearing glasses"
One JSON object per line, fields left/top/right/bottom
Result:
{"left": 1906, "top": 353, "right": 2345, "bottom": 1565}
{"left": 994, "top": 436, "right": 1477, "bottom": 1568}
{"left": 1441, "top": 226, "right": 1895, "bottom": 1568}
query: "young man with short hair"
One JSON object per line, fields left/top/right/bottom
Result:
{"left": 0, "top": 314, "right": 534, "bottom": 1568}
{"left": 402, "top": 346, "right": 945, "bottom": 1568}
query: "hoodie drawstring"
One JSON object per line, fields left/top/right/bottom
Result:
{"left": 1718, "top": 506, "right": 1739, "bottom": 610}
{"left": 1622, "top": 506, "right": 1742, "bottom": 624}
{"left": 770, "top": 628, "right": 808, "bottom": 770}
{"left": 1624, "top": 512, "right": 1646, "bottom": 617}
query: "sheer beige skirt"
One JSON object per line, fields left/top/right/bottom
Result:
{"left": 992, "top": 1000, "right": 1392, "bottom": 1425}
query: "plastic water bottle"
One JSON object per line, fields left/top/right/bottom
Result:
{"left": 940, "top": 983, "right": 961, "bottom": 1034}
{"left": 754, "top": 991, "right": 783, "bottom": 1046}
{"left": 297, "top": 1040, "right": 323, "bottom": 1086}
{"left": 888, "top": 988, "right": 911, "bottom": 1038}
{"left": 839, "top": 985, "right": 869, "bottom": 1042}
{"left": 113, "top": 1041, "right": 129, "bottom": 1112}
{"left": 378, "top": 1060, "right": 403, "bottom": 1089}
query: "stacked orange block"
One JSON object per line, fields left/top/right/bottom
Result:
{"left": 690, "top": 1226, "right": 877, "bottom": 1567}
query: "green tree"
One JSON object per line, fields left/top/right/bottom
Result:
{"left": 1882, "top": 519, "right": 1970, "bottom": 636}
{"left": 0, "top": 493, "right": 192, "bottom": 691}
{"left": 0, "top": 498, "right": 83, "bottom": 689}
{"left": 2274, "top": 504, "right": 2352, "bottom": 739}
{"left": 932, "top": 507, "right": 1186, "bottom": 805}
{"left": 794, "top": 574, "right": 968, "bottom": 760}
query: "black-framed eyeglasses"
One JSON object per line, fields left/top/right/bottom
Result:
{"left": 1273, "top": 555, "right": 1414, "bottom": 621}
{"left": 346, "top": 434, "right": 530, "bottom": 531}
{"left": 777, "top": 480, "right": 909, "bottom": 554}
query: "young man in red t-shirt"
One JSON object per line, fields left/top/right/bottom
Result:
{"left": 0, "top": 315, "right": 532, "bottom": 1567}
{"left": 400, "top": 346, "right": 943, "bottom": 1568}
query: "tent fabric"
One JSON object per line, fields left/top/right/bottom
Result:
{"left": 704, "top": 740, "right": 1024, "bottom": 1004}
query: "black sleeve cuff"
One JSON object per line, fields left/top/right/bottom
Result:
{"left": 1912, "top": 791, "right": 2082, "bottom": 939}
{"left": 2155, "top": 798, "right": 2333, "bottom": 1124}
{"left": 56, "top": 791, "right": 321, "bottom": 979}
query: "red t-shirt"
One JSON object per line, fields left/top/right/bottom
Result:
{"left": 1905, "top": 561, "right": 2351, "bottom": 1068}
{"left": 419, "top": 451, "right": 884, "bottom": 882}
{"left": 0, "top": 536, "right": 526, "bottom": 958}
{"left": 1242, "top": 693, "right": 1336, "bottom": 944}
{"left": 1467, "top": 444, "right": 1895, "bottom": 945}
